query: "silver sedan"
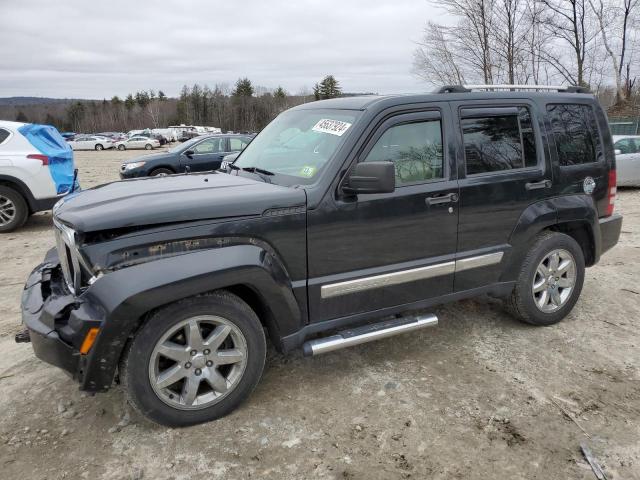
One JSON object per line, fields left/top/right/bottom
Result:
{"left": 613, "top": 135, "right": 640, "bottom": 186}
{"left": 115, "top": 136, "right": 160, "bottom": 151}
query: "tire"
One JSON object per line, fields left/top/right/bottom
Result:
{"left": 507, "top": 231, "right": 585, "bottom": 326}
{"left": 95, "top": 144, "right": 104, "bottom": 151}
{"left": 120, "top": 291, "right": 266, "bottom": 427}
{"left": 150, "top": 168, "right": 173, "bottom": 177}
{"left": 118, "top": 145, "right": 126, "bottom": 151}
{"left": 0, "top": 186, "right": 29, "bottom": 233}
{"left": 145, "top": 144, "right": 153, "bottom": 150}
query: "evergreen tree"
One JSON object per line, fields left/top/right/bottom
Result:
{"left": 15, "top": 111, "right": 28, "bottom": 122}
{"left": 233, "top": 78, "right": 254, "bottom": 97}
{"left": 158, "top": 90, "right": 167, "bottom": 101}
{"left": 124, "top": 94, "right": 136, "bottom": 111}
{"left": 274, "top": 86, "right": 287, "bottom": 99}
{"left": 111, "top": 95, "right": 122, "bottom": 106}
{"left": 315, "top": 75, "right": 341, "bottom": 100}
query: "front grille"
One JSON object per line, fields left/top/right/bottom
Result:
{"left": 54, "top": 221, "right": 80, "bottom": 294}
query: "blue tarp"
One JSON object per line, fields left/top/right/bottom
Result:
{"left": 18, "top": 124, "right": 77, "bottom": 194}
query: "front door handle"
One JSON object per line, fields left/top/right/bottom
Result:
{"left": 426, "top": 192, "right": 459, "bottom": 206}
{"left": 525, "top": 179, "right": 552, "bottom": 190}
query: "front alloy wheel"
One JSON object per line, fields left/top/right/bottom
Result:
{"left": 120, "top": 291, "right": 266, "bottom": 427}
{"left": 149, "top": 315, "right": 247, "bottom": 409}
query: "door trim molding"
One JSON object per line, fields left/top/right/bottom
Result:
{"left": 320, "top": 251, "right": 504, "bottom": 299}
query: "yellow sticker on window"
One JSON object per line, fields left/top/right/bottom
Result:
{"left": 299, "top": 166, "right": 317, "bottom": 178}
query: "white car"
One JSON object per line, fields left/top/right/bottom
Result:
{"left": 0, "top": 120, "right": 76, "bottom": 232}
{"left": 613, "top": 135, "right": 640, "bottom": 186}
{"left": 68, "top": 135, "right": 114, "bottom": 151}
{"left": 115, "top": 136, "right": 160, "bottom": 151}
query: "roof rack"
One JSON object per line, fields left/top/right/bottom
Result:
{"left": 434, "top": 84, "right": 591, "bottom": 94}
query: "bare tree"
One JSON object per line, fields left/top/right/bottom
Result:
{"left": 413, "top": 22, "right": 467, "bottom": 85}
{"left": 538, "top": 0, "right": 599, "bottom": 86}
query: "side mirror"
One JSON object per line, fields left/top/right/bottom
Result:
{"left": 614, "top": 149, "right": 622, "bottom": 155}
{"left": 184, "top": 149, "right": 195, "bottom": 157}
{"left": 343, "top": 161, "right": 395, "bottom": 195}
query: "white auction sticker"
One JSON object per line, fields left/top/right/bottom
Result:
{"left": 312, "top": 119, "right": 352, "bottom": 136}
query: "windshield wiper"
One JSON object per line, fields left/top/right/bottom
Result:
{"left": 227, "top": 163, "right": 240, "bottom": 171}
{"left": 241, "top": 167, "right": 274, "bottom": 176}
{"left": 240, "top": 166, "right": 274, "bottom": 183}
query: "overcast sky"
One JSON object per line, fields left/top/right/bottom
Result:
{"left": 0, "top": 0, "right": 444, "bottom": 99}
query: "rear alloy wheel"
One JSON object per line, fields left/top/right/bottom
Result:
{"left": 145, "top": 144, "right": 153, "bottom": 150}
{"left": 95, "top": 144, "right": 104, "bottom": 151}
{"left": 120, "top": 291, "right": 266, "bottom": 427}
{"left": 118, "top": 144, "right": 126, "bottom": 151}
{"left": 0, "top": 186, "right": 28, "bottom": 233}
{"left": 507, "top": 231, "right": 585, "bottom": 325}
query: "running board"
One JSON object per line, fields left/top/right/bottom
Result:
{"left": 302, "top": 313, "right": 438, "bottom": 356}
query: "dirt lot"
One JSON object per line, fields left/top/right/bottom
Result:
{"left": 0, "top": 147, "right": 639, "bottom": 479}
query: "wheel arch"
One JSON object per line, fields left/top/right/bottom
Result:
{"left": 0, "top": 174, "right": 36, "bottom": 212}
{"left": 503, "top": 195, "right": 601, "bottom": 281}
{"left": 79, "top": 244, "right": 302, "bottom": 391}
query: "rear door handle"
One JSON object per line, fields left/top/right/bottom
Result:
{"left": 525, "top": 180, "right": 552, "bottom": 190}
{"left": 426, "top": 193, "right": 459, "bottom": 205}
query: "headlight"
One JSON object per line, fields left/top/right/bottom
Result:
{"left": 123, "top": 161, "right": 146, "bottom": 170}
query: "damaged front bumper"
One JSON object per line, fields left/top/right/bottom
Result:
{"left": 19, "top": 248, "right": 105, "bottom": 389}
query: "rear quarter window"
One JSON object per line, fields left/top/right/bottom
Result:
{"left": 546, "top": 103, "right": 602, "bottom": 166}
{"left": 0, "top": 128, "right": 10, "bottom": 145}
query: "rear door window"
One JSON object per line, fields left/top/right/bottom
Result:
{"left": 546, "top": 104, "right": 602, "bottom": 166}
{"left": 461, "top": 106, "right": 537, "bottom": 175}
{"left": 614, "top": 138, "right": 638, "bottom": 154}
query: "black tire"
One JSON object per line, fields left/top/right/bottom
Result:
{"left": 507, "top": 231, "right": 585, "bottom": 326}
{"left": 150, "top": 168, "right": 173, "bottom": 177}
{"left": 0, "top": 186, "right": 29, "bottom": 233}
{"left": 120, "top": 291, "right": 266, "bottom": 427}
{"left": 145, "top": 143, "right": 153, "bottom": 150}
{"left": 95, "top": 144, "right": 104, "bottom": 151}
{"left": 118, "top": 144, "right": 126, "bottom": 151}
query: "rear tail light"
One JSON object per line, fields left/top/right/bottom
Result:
{"left": 27, "top": 154, "right": 49, "bottom": 165}
{"left": 606, "top": 169, "right": 616, "bottom": 216}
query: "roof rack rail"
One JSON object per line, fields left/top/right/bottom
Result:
{"left": 434, "top": 84, "right": 591, "bottom": 94}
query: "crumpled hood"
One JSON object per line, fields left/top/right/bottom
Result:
{"left": 54, "top": 172, "right": 306, "bottom": 233}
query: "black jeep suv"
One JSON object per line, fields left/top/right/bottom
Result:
{"left": 18, "top": 86, "right": 622, "bottom": 427}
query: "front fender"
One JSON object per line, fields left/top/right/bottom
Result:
{"left": 79, "top": 244, "right": 301, "bottom": 391}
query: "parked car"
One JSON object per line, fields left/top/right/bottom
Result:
{"left": 68, "top": 135, "right": 114, "bottom": 151}
{"left": 612, "top": 135, "right": 640, "bottom": 186}
{"left": 220, "top": 152, "right": 240, "bottom": 170}
{"left": 120, "top": 134, "right": 252, "bottom": 177}
{"left": 17, "top": 85, "right": 622, "bottom": 427}
{"left": 97, "top": 132, "right": 127, "bottom": 142}
{"left": 0, "top": 121, "right": 76, "bottom": 232}
{"left": 60, "top": 132, "right": 76, "bottom": 141}
{"left": 115, "top": 136, "right": 160, "bottom": 151}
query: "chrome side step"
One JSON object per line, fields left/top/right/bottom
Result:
{"left": 302, "top": 313, "right": 438, "bottom": 357}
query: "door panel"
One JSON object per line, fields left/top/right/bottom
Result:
{"left": 182, "top": 137, "right": 226, "bottom": 172}
{"left": 453, "top": 101, "right": 551, "bottom": 291}
{"left": 306, "top": 107, "right": 459, "bottom": 323}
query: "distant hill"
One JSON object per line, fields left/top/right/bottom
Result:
{"left": 0, "top": 97, "right": 85, "bottom": 106}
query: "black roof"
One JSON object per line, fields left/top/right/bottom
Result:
{"left": 292, "top": 90, "right": 595, "bottom": 112}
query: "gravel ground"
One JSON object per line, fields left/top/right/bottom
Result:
{"left": 0, "top": 148, "right": 639, "bottom": 479}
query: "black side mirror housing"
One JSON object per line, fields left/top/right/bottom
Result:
{"left": 343, "top": 161, "right": 395, "bottom": 195}
{"left": 184, "top": 149, "right": 195, "bottom": 157}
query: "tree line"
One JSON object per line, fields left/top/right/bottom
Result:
{"left": 3, "top": 76, "right": 344, "bottom": 134}
{"left": 413, "top": 0, "right": 639, "bottom": 104}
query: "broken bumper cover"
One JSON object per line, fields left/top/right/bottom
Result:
{"left": 20, "top": 248, "right": 105, "bottom": 389}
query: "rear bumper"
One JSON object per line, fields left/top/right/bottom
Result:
{"left": 20, "top": 248, "right": 105, "bottom": 389}
{"left": 599, "top": 213, "right": 623, "bottom": 256}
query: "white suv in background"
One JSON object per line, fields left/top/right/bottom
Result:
{"left": 0, "top": 120, "right": 76, "bottom": 232}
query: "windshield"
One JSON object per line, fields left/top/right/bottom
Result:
{"left": 168, "top": 136, "right": 202, "bottom": 153}
{"left": 233, "top": 109, "right": 360, "bottom": 185}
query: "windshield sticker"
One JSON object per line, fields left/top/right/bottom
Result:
{"left": 312, "top": 119, "right": 352, "bottom": 137}
{"left": 299, "top": 166, "right": 317, "bottom": 178}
